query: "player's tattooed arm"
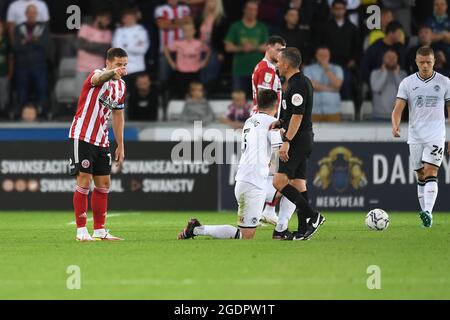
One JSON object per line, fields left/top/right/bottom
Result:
{"left": 91, "top": 68, "right": 127, "bottom": 86}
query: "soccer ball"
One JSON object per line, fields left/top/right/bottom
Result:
{"left": 365, "top": 209, "right": 390, "bottom": 231}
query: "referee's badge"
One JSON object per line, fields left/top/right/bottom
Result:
{"left": 282, "top": 100, "right": 287, "bottom": 110}
{"left": 292, "top": 94, "right": 303, "bottom": 106}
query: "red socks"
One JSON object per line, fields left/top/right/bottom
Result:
{"left": 91, "top": 187, "right": 109, "bottom": 230}
{"left": 74, "top": 185, "right": 89, "bottom": 228}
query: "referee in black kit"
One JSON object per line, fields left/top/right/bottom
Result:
{"left": 271, "top": 47, "right": 325, "bottom": 241}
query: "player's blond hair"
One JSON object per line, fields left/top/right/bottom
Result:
{"left": 416, "top": 46, "right": 435, "bottom": 57}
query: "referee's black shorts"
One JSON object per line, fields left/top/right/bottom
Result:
{"left": 278, "top": 131, "right": 314, "bottom": 180}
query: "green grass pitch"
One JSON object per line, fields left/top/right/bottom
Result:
{"left": 0, "top": 211, "right": 449, "bottom": 300}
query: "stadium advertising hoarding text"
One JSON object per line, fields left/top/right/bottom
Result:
{"left": 2, "top": 141, "right": 450, "bottom": 212}
{"left": 0, "top": 142, "right": 217, "bottom": 211}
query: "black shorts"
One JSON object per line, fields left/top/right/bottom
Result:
{"left": 69, "top": 139, "right": 112, "bottom": 176}
{"left": 278, "top": 131, "right": 314, "bottom": 180}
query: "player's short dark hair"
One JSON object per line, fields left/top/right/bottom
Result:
{"left": 257, "top": 89, "right": 278, "bottom": 110}
{"left": 418, "top": 24, "right": 432, "bottom": 32}
{"left": 416, "top": 46, "right": 435, "bottom": 57}
{"left": 266, "top": 35, "right": 286, "bottom": 47}
{"left": 316, "top": 45, "right": 330, "bottom": 53}
{"left": 280, "top": 47, "right": 302, "bottom": 68}
{"left": 331, "top": 0, "right": 347, "bottom": 7}
{"left": 107, "top": 48, "right": 128, "bottom": 61}
{"left": 385, "top": 21, "right": 403, "bottom": 35}
{"left": 122, "top": 7, "right": 138, "bottom": 18}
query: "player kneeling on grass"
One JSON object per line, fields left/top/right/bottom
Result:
{"left": 178, "top": 89, "right": 293, "bottom": 240}
{"left": 69, "top": 48, "right": 128, "bottom": 241}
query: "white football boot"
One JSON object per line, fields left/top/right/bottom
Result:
{"left": 260, "top": 205, "right": 278, "bottom": 226}
{"left": 76, "top": 227, "right": 94, "bottom": 242}
{"left": 92, "top": 229, "right": 124, "bottom": 241}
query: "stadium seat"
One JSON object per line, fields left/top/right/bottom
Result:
{"left": 340, "top": 101, "right": 355, "bottom": 121}
{"left": 167, "top": 100, "right": 185, "bottom": 121}
{"left": 210, "top": 100, "right": 231, "bottom": 117}
{"left": 360, "top": 101, "right": 373, "bottom": 121}
{"left": 55, "top": 78, "right": 78, "bottom": 103}
{"left": 58, "top": 57, "right": 77, "bottom": 78}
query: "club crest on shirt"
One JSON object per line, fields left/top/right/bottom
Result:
{"left": 264, "top": 72, "right": 273, "bottom": 83}
{"left": 434, "top": 85, "right": 440, "bottom": 92}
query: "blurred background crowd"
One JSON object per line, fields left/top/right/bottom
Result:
{"left": 0, "top": 0, "right": 448, "bottom": 126}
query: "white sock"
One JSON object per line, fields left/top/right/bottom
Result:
{"left": 275, "top": 196, "right": 296, "bottom": 232}
{"left": 193, "top": 225, "right": 241, "bottom": 239}
{"left": 424, "top": 177, "right": 438, "bottom": 213}
{"left": 262, "top": 203, "right": 276, "bottom": 217}
{"left": 417, "top": 180, "right": 425, "bottom": 211}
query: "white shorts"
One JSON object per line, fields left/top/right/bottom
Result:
{"left": 235, "top": 181, "right": 266, "bottom": 228}
{"left": 265, "top": 176, "right": 277, "bottom": 203}
{"left": 409, "top": 141, "right": 445, "bottom": 171}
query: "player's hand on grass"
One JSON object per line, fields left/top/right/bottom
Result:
{"left": 115, "top": 145, "right": 125, "bottom": 166}
{"left": 279, "top": 142, "right": 290, "bottom": 162}
{"left": 392, "top": 126, "right": 400, "bottom": 138}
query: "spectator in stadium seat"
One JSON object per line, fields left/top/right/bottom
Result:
{"left": 112, "top": 8, "right": 150, "bottom": 94}
{"left": 155, "top": 0, "right": 192, "bottom": 91}
{"left": 164, "top": 21, "right": 211, "bottom": 99}
{"left": 6, "top": 0, "right": 49, "bottom": 40}
{"left": 370, "top": 49, "right": 407, "bottom": 121}
{"left": 426, "top": 0, "right": 450, "bottom": 56}
{"left": 75, "top": 10, "right": 112, "bottom": 94}
{"left": 361, "top": 21, "right": 406, "bottom": 84}
{"left": 198, "top": 0, "right": 229, "bottom": 91}
{"left": 20, "top": 102, "right": 37, "bottom": 122}
{"left": 219, "top": 89, "right": 251, "bottom": 129}
{"left": 434, "top": 49, "right": 450, "bottom": 77}
{"left": 13, "top": 4, "right": 49, "bottom": 117}
{"left": 316, "top": 0, "right": 361, "bottom": 114}
{"left": 327, "top": 0, "right": 360, "bottom": 27}
{"left": 128, "top": 73, "right": 159, "bottom": 121}
{"left": 181, "top": 82, "right": 214, "bottom": 125}
{"left": 224, "top": 0, "right": 268, "bottom": 98}
{"left": 184, "top": 0, "right": 206, "bottom": 20}
{"left": 258, "top": 0, "right": 285, "bottom": 29}
{"left": 0, "top": 20, "right": 11, "bottom": 118}
{"left": 304, "top": 46, "right": 343, "bottom": 122}
{"left": 366, "top": 8, "right": 400, "bottom": 48}
{"left": 277, "top": 8, "right": 311, "bottom": 65}
{"left": 407, "top": 25, "right": 443, "bottom": 74}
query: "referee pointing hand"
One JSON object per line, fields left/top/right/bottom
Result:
{"left": 271, "top": 47, "right": 325, "bottom": 241}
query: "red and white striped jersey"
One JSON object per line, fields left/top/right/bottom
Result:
{"left": 251, "top": 58, "right": 282, "bottom": 116}
{"left": 154, "top": 4, "right": 191, "bottom": 53}
{"left": 69, "top": 69, "right": 126, "bottom": 148}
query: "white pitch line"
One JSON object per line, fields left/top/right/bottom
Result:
{"left": 67, "top": 213, "right": 141, "bottom": 225}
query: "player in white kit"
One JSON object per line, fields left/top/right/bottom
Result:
{"left": 177, "top": 90, "right": 291, "bottom": 240}
{"left": 392, "top": 46, "right": 450, "bottom": 227}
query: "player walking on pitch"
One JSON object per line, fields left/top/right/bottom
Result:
{"left": 392, "top": 46, "right": 450, "bottom": 227}
{"left": 177, "top": 90, "right": 284, "bottom": 240}
{"left": 69, "top": 48, "right": 128, "bottom": 241}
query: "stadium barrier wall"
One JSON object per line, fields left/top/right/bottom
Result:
{"left": 1, "top": 141, "right": 450, "bottom": 211}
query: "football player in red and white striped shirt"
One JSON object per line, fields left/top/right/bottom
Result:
{"left": 251, "top": 36, "right": 286, "bottom": 116}
{"left": 69, "top": 48, "right": 128, "bottom": 241}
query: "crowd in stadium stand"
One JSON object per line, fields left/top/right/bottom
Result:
{"left": 0, "top": 0, "right": 448, "bottom": 124}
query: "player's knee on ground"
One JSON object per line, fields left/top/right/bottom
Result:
{"left": 77, "top": 172, "right": 92, "bottom": 189}
{"left": 273, "top": 173, "right": 289, "bottom": 191}
{"left": 240, "top": 228, "right": 256, "bottom": 239}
